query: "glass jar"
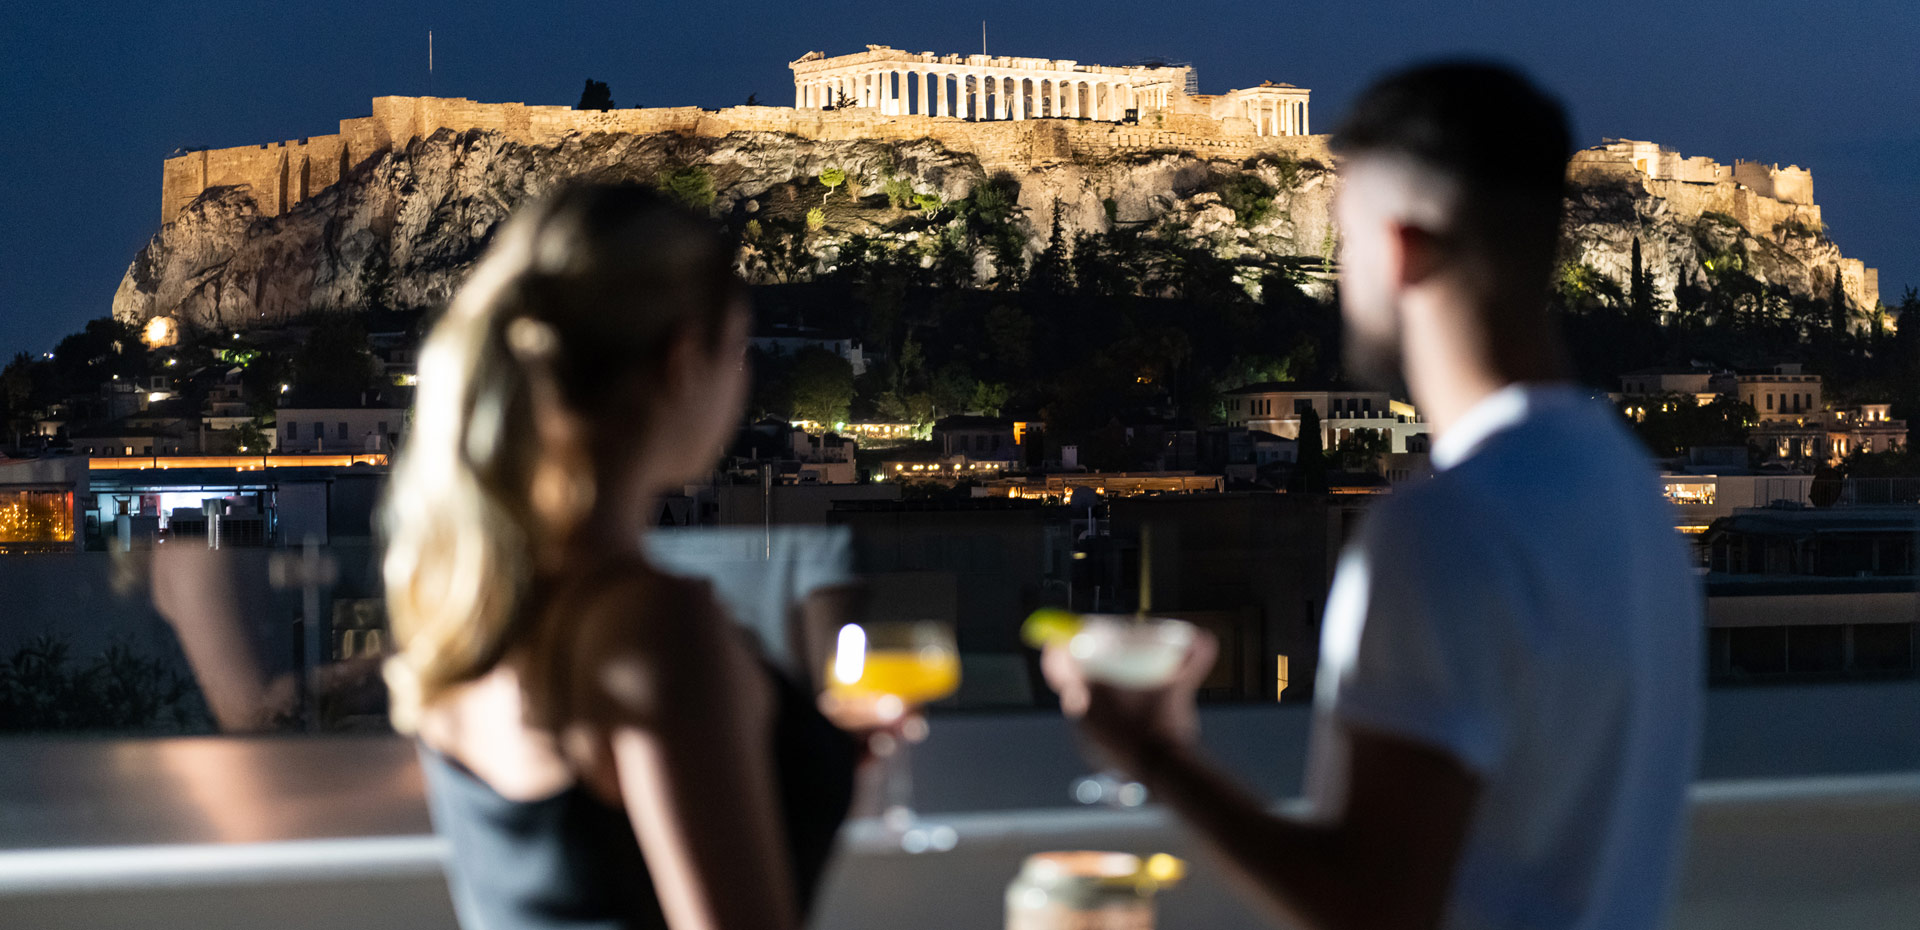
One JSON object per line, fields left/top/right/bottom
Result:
{"left": 1005, "top": 851, "right": 1179, "bottom": 930}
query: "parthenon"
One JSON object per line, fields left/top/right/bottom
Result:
{"left": 790, "top": 45, "right": 1311, "bottom": 136}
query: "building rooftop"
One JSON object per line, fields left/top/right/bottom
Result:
{"left": 1222, "top": 381, "right": 1373, "bottom": 395}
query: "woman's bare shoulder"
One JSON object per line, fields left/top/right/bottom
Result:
{"left": 567, "top": 566, "right": 726, "bottom": 651}
{"left": 556, "top": 565, "right": 751, "bottom": 721}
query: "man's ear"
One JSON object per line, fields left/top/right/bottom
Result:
{"left": 1393, "top": 223, "right": 1445, "bottom": 288}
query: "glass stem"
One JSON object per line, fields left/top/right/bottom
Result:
{"left": 883, "top": 737, "right": 916, "bottom": 832}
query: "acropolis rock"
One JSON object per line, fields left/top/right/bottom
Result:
{"left": 113, "top": 47, "right": 1880, "bottom": 334}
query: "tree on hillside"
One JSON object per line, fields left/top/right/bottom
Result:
{"left": 1627, "top": 395, "right": 1755, "bottom": 458}
{"left": 3, "top": 353, "right": 36, "bottom": 448}
{"left": 1333, "top": 427, "right": 1391, "bottom": 474}
{"left": 818, "top": 168, "right": 847, "bottom": 200}
{"left": 52, "top": 318, "right": 145, "bottom": 396}
{"left": 1629, "top": 235, "right": 1657, "bottom": 323}
{"left": 1828, "top": 272, "right": 1851, "bottom": 335}
{"left": 787, "top": 347, "right": 855, "bottom": 427}
{"left": 577, "top": 79, "right": 615, "bottom": 111}
{"left": 1027, "top": 202, "right": 1073, "bottom": 295}
{"left": 292, "top": 319, "right": 378, "bottom": 401}
{"left": 657, "top": 166, "right": 716, "bottom": 211}
{"left": 1291, "top": 406, "right": 1327, "bottom": 493}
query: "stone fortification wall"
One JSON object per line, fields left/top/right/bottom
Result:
{"left": 1570, "top": 140, "right": 1817, "bottom": 208}
{"left": 161, "top": 95, "right": 1328, "bottom": 224}
{"left": 1734, "top": 160, "right": 1813, "bottom": 205}
{"left": 1567, "top": 142, "right": 1878, "bottom": 310}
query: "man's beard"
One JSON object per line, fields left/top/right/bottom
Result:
{"left": 1342, "top": 314, "right": 1407, "bottom": 395}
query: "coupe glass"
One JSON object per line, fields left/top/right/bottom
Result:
{"left": 825, "top": 620, "right": 961, "bottom": 852}
{"left": 1064, "top": 614, "right": 1197, "bottom": 808}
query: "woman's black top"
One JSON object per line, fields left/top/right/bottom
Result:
{"left": 420, "top": 667, "right": 856, "bottom": 930}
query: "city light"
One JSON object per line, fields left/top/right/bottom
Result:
{"left": 0, "top": 491, "right": 75, "bottom": 543}
{"left": 87, "top": 454, "right": 389, "bottom": 471}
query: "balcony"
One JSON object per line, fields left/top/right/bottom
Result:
{"left": 1, "top": 682, "right": 1916, "bottom": 930}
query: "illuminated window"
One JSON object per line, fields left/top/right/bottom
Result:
{"left": 0, "top": 491, "right": 76, "bottom": 544}
{"left": 1664, "top": 483, "right": 1716, "bottom": 505}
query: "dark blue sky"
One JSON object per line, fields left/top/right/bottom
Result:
{"left": 3, "top": 0, "right": 1915, "bottom": 359}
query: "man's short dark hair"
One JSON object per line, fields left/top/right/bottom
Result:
{"left": 1333, "top": 62, "right": 1571, "bottom": 283}
{"left": 1333, "top": 61, "right": 1571, "bottom": 195}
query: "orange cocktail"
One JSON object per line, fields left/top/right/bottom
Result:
{"left": 828, "top": 647, "right": 961, "bottom": 705}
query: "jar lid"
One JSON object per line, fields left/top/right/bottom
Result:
{"left": 1017, "top": 851, "right": 1185, "bottom": 898}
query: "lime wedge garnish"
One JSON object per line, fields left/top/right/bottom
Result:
{"left": 1145, "top": 853, "right": 1186, "bottom": 886}
{"left": 1021, "top": 608, "right": 1083, "bottom": 648}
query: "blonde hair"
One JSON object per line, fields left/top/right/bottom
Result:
{"left": 382, "top": 184, "right": 740, "bottom": 733}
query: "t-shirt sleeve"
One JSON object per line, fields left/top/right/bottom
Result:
{"left": 1320, "top": 495, "right": 1519, "bottom": 774}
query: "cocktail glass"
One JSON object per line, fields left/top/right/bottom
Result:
{"left": 1064, "top": 614, "right": 1197, "bottom": 808}
{"left": 825, "top": 620, "right": 961, "bottom": 852}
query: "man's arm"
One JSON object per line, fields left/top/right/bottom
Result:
{"left": 1137, "top": 726, "right": 1477, "bottom": 930}
{"left": 1044, "top": 641, "right": 1480, "bottom": 930}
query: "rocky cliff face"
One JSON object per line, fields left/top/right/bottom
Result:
{"left": 1561, "top": 177, "right": 1868, "bottom": 313}
{"left": 113, "top": 127, "right": 1334, "bottom": 332}
{"left": 112, "top": 127, "right": 1866, "bottom": 333}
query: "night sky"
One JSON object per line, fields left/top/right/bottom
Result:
{"left": 3, "top": 0, "right": 1915, "bottom": 359}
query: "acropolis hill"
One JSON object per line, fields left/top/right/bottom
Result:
{"left": 158, "top": 45, "right": 1321, "bottom": 223}
{"left": 119, "top": 45, "right": 1880, "bottom": 333}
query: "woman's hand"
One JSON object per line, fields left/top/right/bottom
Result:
{"left": 1040, "top": 630, "right": 1219, "bottom": 777}
{"left": 817, "top": 691, "right": 927, "bottom": 764}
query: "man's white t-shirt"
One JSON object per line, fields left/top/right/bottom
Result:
{"left": 1308, "top": 383, "right": 1703, "bottom": 930}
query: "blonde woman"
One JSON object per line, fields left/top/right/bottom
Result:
{"left": 384, "top": 184, "right": 856, "bottom": 930}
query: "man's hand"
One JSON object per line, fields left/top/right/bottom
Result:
{"left": 1041, "top": 630, "right": 1219, "bottom": 776}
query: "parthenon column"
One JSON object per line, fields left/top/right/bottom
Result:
{"left": 1013, "top": 77, "right": 1026, "bottom": 120}
{"left": 1302, "top": 101, "right": 1309, "bottom": 134}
